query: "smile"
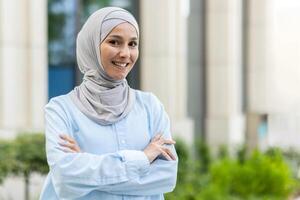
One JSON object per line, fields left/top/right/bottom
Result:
{"left": 112, "top": 61, "right": 129, "bottom": 68}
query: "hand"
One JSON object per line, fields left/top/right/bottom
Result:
{"left": 58, "top": 134, "right": 82, "bottom": 153}
{"left": 143, "top": 133, "right": 176, "bottom": 163}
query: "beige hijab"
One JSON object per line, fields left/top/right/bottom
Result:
{"left": 70, "top": 7, "right": 139, "bottom": 125}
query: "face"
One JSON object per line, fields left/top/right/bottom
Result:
{"left": 100, "top": 22, "right": 139, "bottom": 80}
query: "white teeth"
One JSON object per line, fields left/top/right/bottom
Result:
{"left": 113, "top": 62, "right": 127, "bottom": 67}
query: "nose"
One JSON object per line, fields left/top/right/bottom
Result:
{"left": 119, "top": 46, "right": 130, "bottom": 58}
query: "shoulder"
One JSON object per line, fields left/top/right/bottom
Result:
{"left": 44, "top": 94, "right": 74, "bottom": 118}
{"left": 45, "top": 94, "right": 70, "bottom": 110}
{"left": 133, "top": 90, "right": 164, "bottom": 113}
{"left": 133, "top": 91, "right": 171, "bottom": 136}
{"left": 44, "top": 94, "right": 76, "bottom": 129}
{"left": 134, "top": 89, "right": 161, "bottom": 104}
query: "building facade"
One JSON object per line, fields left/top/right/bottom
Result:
{"left": 1, "top": 0, "right": 300, "bottom": 199}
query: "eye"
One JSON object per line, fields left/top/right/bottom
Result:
{"left": 129, "top": 41, "right": 138, "bottom": 48}
{"left": 109, "top": 40, "right": 119, "bottom": 46}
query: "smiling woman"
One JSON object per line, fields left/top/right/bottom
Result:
{"left": 100, "top": 23, "right": 139, "bottom": 80}
{"left": 40, "top": 7, "right": 178, "bottom": 200}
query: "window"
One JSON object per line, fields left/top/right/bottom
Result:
{"left": 48, "top": 0, "right": 140, "bottom": 99}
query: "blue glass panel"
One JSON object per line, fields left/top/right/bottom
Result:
{"left": 48, "top": 66, "right": 75, "bottom": 100}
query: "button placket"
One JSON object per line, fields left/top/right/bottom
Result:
{"left": 115, "top": 119, "right": 127, "bottom": 150}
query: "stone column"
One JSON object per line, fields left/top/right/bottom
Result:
{"left": 247, "top": 0, "right": 300, "bottom": 150}
{"left": 247, "top": 0, "right": 275, "bottom": 113}
{"left": 246, "top": 0, "right": 275, "bottom": 150}
{"left": 0, "top": 0, "right": 30, "bottom": 137}
{"left": 205, "top": 0, "right": 245, "bottom": 153}
{"left": 247, "top": 0, "right": 300, "bottom": 112}
{"left": 28, "top": 0, "right": 48, "bottom": 130}
{"left": 187, "top": 0, "right": 205, "bottom": 138}
{"left": 140, "top": 0, "right": 194, "bottom": 143}
{"left": 0, "top": 0, "right": 47, "bottom": 138}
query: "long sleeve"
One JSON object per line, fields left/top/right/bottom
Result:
{"left": 45, "top": 99, "right": 150, "bottom": 199}
{"left": 100, "top": 159, "right": 177, "bottom": 196}
{"left": 44, "top": 94, "right": 177, "bottom": 199}
{"left": 102, "top": 93, "right": 178, "bottom": 195}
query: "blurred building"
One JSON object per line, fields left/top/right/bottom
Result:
{"left": 0, "top": 0, "right": 47, "bottom": 139}
{"left": 1, "top": 0, "right": 300, "bottom": 199}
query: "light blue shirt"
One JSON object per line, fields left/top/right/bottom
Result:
{"left": 39, "top": 90, "right": 178, "bottom": 200}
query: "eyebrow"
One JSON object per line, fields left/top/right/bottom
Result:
{"left": 107, "top": 35, "right": 138, "bottom": 41}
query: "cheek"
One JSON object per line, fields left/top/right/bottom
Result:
{"left": 101, "top": 48, "right": 114, "bottom": 64}
{"left": 131, "top": 50, "right": 139, "bottom": 63}
{"left": 101, "top": 48, "right": 111, "bottom": 58}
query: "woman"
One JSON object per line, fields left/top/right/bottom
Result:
{"left": 40, "top": 7, "right": 178, "bottom": 200}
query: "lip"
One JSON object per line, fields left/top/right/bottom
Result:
{"left": 112, "top": 61, "right": 129, "bottom": 68}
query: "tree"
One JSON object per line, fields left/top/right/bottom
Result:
{"left": 12, "top": 133, "right": 48, "bottom": 200}
{"left": 0, "top": 140, "right": 14, "bottom": 184}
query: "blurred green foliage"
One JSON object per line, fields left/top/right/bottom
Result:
{"left": 165, "top": 139, "right": 300, "bottom": 200}
{"left": 0, "top": 134, "right": 300, "bottom": 199}
{"left": 0, "top": 133, "right": 48, "bottom": 200}
{"left": 12, "top": 133, "right": 48, "bottom": 176}
{"left": 0, "top": 140, "right": 14, "bottom": 184}
{"left": 209, "top": 150, "right": 294, "bottom": 198}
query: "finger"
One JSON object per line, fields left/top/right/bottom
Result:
{"left": 59, "top": 134, "right": 70, "bottom": 141}
{"left": 152, "top": 133, "right": 162, "bottom": 141}
{"left": 58, "top": 141, "right": 76, "bottom": 150}
{"left": 64, "top": 135, "right": 76, "bottom": 144}
{"left": 157, "top": 138, "right": 165, "bottom": 145}
{"left": 164, "top": 148, "right": 176, "bottom": 160}
{"left": 59, "top": 134, "right": 68, "bottom": 139}
{"left": 157, "top": 136, "right": 172, "bottom": 145}
{"left": 58, "top": 141, "right": 72, "bottom": 148}
{"left": 59, "top": 134, "right": 76, "bottom": 144}
{"left": 56, "top": 146, "right": 76, "bottom": 153}
{"left": 160, "top": 149, "right": 172, "bottom": 161}
{"left": 162, "top": 139, "right": 176, "bottom": 145}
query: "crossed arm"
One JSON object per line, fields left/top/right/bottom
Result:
{"left": 49, "top": 133, "right": 178, "bottom": 198}
{"left": 45, "top": 97, "right": 178, "bottom": 199}
{"left": 58, "top": 133, "right": 176, "bottom": 163}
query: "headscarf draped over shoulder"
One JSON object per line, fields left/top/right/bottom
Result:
{"left": 70, "top": 7, "right": 139, "bottom": 125}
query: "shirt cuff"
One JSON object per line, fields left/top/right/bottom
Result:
{"left": 118, "top": 150, "right": 150, "bottom": 178}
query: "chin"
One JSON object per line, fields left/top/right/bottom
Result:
{"left": 112, "top": 75, "right": 126, "bottom": 80}
{"left": 107, "top": 71, "right": 128, "bottom": 80}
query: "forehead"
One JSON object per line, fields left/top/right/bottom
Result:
{"left": 106, "top": 23, "right": 138, "bottom": 39}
